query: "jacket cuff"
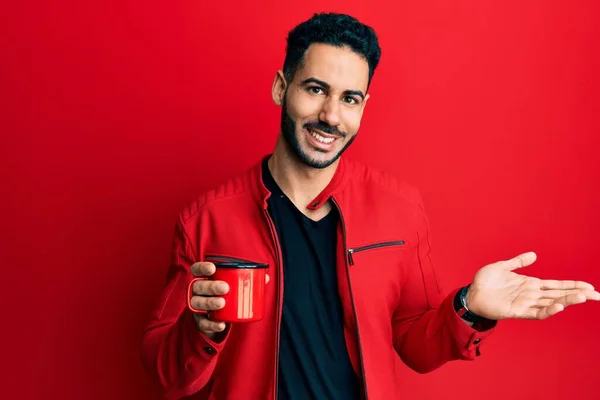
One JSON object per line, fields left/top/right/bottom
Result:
{"left": 184, "top": 309, "right": 231, "bottom": 360}
{"left": 443, "top": 288, "right": 497, "bottom": 357}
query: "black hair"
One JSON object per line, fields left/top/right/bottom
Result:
{"left": 283, "top": 12, "right": 381, "bottom": 87}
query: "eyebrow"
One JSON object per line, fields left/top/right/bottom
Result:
{"left": 301, "top": 77, "right": 365, "bottom": 100}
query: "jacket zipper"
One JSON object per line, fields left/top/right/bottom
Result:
{"left": 204, "top": 255, "right": 258, "bottom": 264}
{"left": 331, "top": 198, "right": 369, "bottom": 400}
{"left": 263, "top": 209, "right": 284, "bottom": 400}
{"left": 347, "top": 241, "right": 405, "bottom": 265}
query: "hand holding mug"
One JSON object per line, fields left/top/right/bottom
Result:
{"left": 188, "top": 261, "right": 270, "bottom": 340}
{"left": 188, "top": 262, "right": 229, "bottom": 339}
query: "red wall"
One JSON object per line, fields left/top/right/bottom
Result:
{"left": 2, "top": 1, "right": 599, "bottom": 399}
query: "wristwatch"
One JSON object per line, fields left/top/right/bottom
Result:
{"left": 453, "top": 284, "right": 485, "bottom": 323}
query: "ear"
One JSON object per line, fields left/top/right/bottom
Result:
{"left": 272, "top": 70, "right": 287, "bottom": 106}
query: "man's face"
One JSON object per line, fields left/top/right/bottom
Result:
{"left": 278, "top": 43, "right": 370, "bottom": 169}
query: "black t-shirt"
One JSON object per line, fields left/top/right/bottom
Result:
{"left": 262, "top": 158, "right": 361, "bottom": 400}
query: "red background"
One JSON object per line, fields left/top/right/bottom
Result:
{"left": 2, "top": 1, "right": 599, "bottom": 399}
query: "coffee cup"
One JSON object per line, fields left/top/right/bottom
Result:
{"left": 187, "top": 262, "right": 269, "bottom": 322}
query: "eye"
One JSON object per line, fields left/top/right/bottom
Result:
{"left": 343, "top": 96, "right": 358, "bottom": 105}
{"left": 308, "top": 86, "right": 324, "bottom": 95}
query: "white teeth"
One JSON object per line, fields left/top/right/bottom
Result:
{"left": 310, "top": 131, "right": 335, "bottom": 144}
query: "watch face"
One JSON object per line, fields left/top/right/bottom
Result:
{"left": 453, "top": 287, "right": 468, "bottom": 312}
{"left": 453, "top": 286, "right": 484, "bottom": 322}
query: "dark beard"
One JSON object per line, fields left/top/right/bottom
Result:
{"left": 280, "top": 97, "right": 356, "bottom": 169}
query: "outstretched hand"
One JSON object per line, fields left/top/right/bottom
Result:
{"left": 465, "top": 252, "right": 600, "bottom": 320}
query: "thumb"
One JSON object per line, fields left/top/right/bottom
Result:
{"left": 503, "top": 251, "right": 537, "bottom": 271}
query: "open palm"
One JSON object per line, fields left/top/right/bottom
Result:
{"left": 465, "top": 252, "right": 600, "bottom": 320}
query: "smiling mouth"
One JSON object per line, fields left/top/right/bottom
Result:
{"left": 308, "top": 128, "right": 339, "bottom": 144}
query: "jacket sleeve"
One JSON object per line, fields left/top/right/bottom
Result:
{"left": 141, "top": 215, "right": 231, "bottom": 399}
{"left": 391, "top": 195, "right": 496, "bottom": 374}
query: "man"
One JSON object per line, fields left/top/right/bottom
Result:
{"left": 141, "top": 12, "right": 599, "bottom": 400}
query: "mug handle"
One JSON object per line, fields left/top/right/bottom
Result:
{"left": 187, "top": 277, "right": 209, "bottom": 315}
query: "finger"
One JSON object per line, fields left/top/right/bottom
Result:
{"left": 541, "top": 289, "right": 600, "bottom": 301}
{"left": 535, "top": 303, "right": 565, "bottom": 320}
{"left": 531, "top": 293, "right": 590, "bottom": 316}
{"left": 503, "top": 252, "right": 537, "bottom": 271}
{"left": 197, "top": 317, "right": 227, "bottom": 333}
{"left": 190, "top": 262, "right": 216, "bottom": 277}
{"left": 520, "top": 306, "right": 550, "bottom": 319}
{"left": 540, "top": 289, "right": 587, "bottom": 299}
{"left": 540, "top": 279, "right": 595, "bottom": 291}
{"left": 554, "top": 292, "right": 588, "bottom": 307}
{"left": 266, "top": 274, "right": 270, "bottom": 284}
{"left": 534, "top": 298, "right": 554, "bottom": 308}
{"left": 190, "top": 295, "right": 226, "bottom": 311}
{"left": 192, "top": 280, "right": 230, "bottom": 296}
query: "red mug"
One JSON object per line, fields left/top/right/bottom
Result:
{"left": 187, "top": 262, "right": 269, "bottom": 322}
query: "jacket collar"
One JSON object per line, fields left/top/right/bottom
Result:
{"left": 250, "top": 154, "right": 349, "bottom": 210}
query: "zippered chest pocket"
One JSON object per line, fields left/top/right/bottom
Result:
{"left": 348, "top": 240, "right": 405, "bottom": 265}
{"left": 345, "top": 240, "right": 408, "bottom": 313}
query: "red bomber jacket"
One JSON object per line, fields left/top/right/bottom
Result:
{"left": 141, "top": 155, "right": 496, "bottom": 400}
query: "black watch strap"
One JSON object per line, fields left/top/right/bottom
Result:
{"left": 453, "top": 284, "right": 485, "bottom": 323}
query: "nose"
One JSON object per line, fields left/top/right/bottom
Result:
{"left": 319, "top": 96, "right": 341, "bottom": 127}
